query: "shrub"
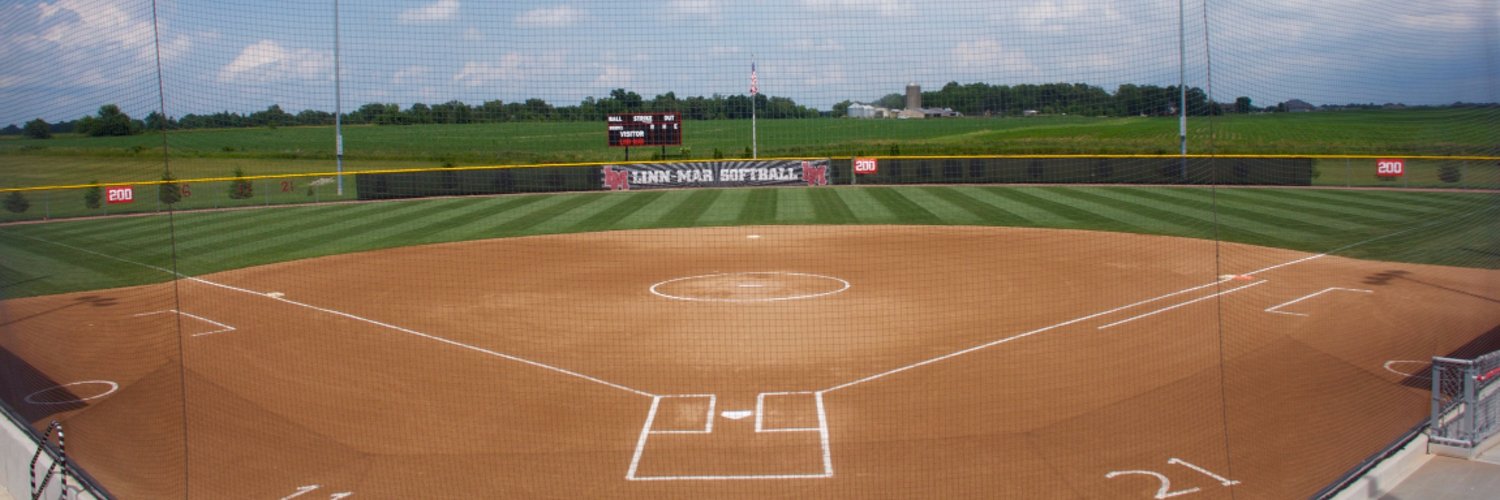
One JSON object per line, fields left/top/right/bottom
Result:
{"left": 159, "top": 170, "right": 182, "bottom": 205}
{"left": 3, "top": 191, "right": 30, "bottom": 214}
{"left": 1438, "top": 165, "right": 1463, "bottom": 183}
{"left": 84, "top": 182, "right": 102, "bottom": 209}
{"left": 229, "top": 167, "right": 254, "bottom": 199}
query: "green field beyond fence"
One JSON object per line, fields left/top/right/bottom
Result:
{"left": 3, "top": 109, "right": 1498, "bottom": 189}
{"left": 1, "top": 185, "right": 1495, "bottom": 298}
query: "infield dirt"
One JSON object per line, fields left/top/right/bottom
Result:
{"left": 2, "top": 225, "right": 1497, "bottom": 498}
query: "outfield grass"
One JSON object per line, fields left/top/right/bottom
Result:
{"left": 1, "top": 185, "right": 1494, "bottom": 298}
{"left": 3, "top": 108, "right": 1496, "bottom": 189}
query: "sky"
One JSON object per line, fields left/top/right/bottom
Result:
{"left": 0, "top": 0, "right": 1496, "bottom": 124}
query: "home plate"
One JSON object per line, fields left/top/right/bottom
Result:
{"left": 721, "top": 410, "right": 753, "bottom": 420}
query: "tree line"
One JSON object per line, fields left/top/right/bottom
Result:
{"left": 4, "top": 89, "right": 821, "bottom": 136}
{"left": 841, "top": 82, "right": 1223, "bottom": 117}
{"left": 7, "top": 83, "right": 1494, "bottom": 138}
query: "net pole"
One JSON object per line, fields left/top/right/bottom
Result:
{"left": 1179, "top": 0, "right": 1188, "bottom": 179}
{"left": 334, "top": 0, "right": 344, "bottom": 196}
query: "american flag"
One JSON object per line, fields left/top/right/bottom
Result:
{"left": 750, "top": 63, "right": 758, "bottom": 96}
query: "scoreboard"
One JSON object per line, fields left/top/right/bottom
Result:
{"left": 607, "top": 112, "right": 682, "bottom": 147}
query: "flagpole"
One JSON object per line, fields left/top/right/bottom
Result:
{"left": 751, "top": 59, "right": 758, "bottom": 159}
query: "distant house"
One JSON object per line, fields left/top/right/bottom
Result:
{"left": 1284, "top": 99, "right": 1315, "bottom": 112}
{"left": 922, "top": 108, "right": 961, "bottom": 118}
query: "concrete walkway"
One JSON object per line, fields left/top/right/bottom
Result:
{"left": 1380, "top": 446, "right": 1500, "bottom": 500}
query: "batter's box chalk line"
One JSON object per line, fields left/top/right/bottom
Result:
{"left": 133, "top": 309, "right": 237, "bottom": 337}
{"left": 626, "top": 391, "right": 833, "bottom": 481}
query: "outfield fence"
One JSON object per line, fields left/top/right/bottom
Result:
{"left": 2, "top": 155, "right": 1495, "bottom": 224}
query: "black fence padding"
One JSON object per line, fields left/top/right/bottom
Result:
{"left": 838, "top": 158, "right": 1313, "bottom": 186}
{"left": 355, "top": 166, "right": 598, "bottom": 200}
{"left": 358, "top": 157, "right": 1313, "bottom": 200}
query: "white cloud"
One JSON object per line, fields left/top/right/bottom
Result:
{"left": 516, "top": 6, "right": 584, "bottom": 28}
{"left": 593, "top": 64, "right": 635, "bottom": 88}
{"left": 393, "top": 66, "right": 433, "bottom": 86}
{"left": 217, "top": 40, "right": 332, "bottom": 83}
{"left": 399, "top": 0, "right": 460, "bottom": 24}
{"left": 953, "top": 38, "right": 1035, "bottom": 73}
{"left": 668, "top": 0, "right": 721, "bottom": 18}
{"left": 801, "top": 0, "right": 904, "bottom": 17}
{"left": 33, "top": 0, "right": 153, "bottom": 52}
{"left": 453, "top": 52, "right": 567, "bottom": 87}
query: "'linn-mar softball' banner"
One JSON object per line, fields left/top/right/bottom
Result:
{"left": 602, "top": 159, "right": 831, "bottom": 191}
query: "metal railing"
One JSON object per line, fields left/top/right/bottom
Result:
{"left": 1430, "top": 350, "right": 1500, "bottom": 449}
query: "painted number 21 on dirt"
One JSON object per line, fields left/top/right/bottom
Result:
{"left": 1105, "top": 458, "right": 1239, "bottom": 499}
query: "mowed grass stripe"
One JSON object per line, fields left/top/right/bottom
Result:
{"left": 172, "top": 203, "right": 400, "bottom": 256}
{"left": 808, "top": 188, "right": 858, "bottom": 224}
{"left": 693, "top": 189, "right": 751, "bottom": 226}
{"left": 30, "top": 212, "right": 173, "bottom": 242}
{"left": 833, "top": 188, "right": 898, "bottom": 223}
{"left": 1295, "top": 189, "right": 1476, "bottom": 216}
{"left": 1122, "top": 188, "right": 1328, "bottom": 244}
{"left": 773, "top": 188, "right": 816, "bottom": 223}
{"left": 1339, "top": 204, "right": 1500, "bottom": 267}
{"left": 1212, "top": 189, "right": 1406, "bottom": 229}
{"left": 0, "top": 232, "right": 159, "bottom": 281}
{"left": 919, "top": 187, "right": 1032, "bottom": 227}
{"left": 490, "top": 193, "right": 612, "bottom": 236}
{"left": 978, "top": 187, "right": 1123, "bottom": 231}
{"left": 610, "top": 190, "right": 692, "bottom": 229}
{"left": 1010, "top": 187, "right": 1154, "bottom": 233}
{"left": 652, "top": 189, "right": 722, "bottom": 228}
{"left": 1049, "top": 188, "right": 1211, "bottom": 237}
{"left": 240, "top": 198, "right": 482, "bottom": 263}
{"left": 1221, "top": 189, "right": 1421, "bottom": 224}
{"left": 863, "top": 187, "right": 943, "bottom": 225}
{"left": 955, "top": 186, "right": 1071, "bottom": 227}
{"left": 896, "top": 188, "right": 999, "bottom": 225}
{"left": 737, "top": 189, "right": 779, "bottom": 225}
{"left": 413, "top": 194, "right": 551, "bottom": 242}
{"left": 566, "top": 191, "right": 667, "bottom": 232}
{"left": 1350, "top": 188, "right": 1495, "bottom": 209}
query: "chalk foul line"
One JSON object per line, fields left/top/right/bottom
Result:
{"left": 14, "top": 232, "right": 655, "bottom": 399}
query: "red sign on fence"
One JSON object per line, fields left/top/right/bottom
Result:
{"left": 1376, "top": 159, "right": 1405, "bottom": 177}
{"left": 105, "top": 186, "right": 134, "bottom": 204}
{"left": 854, "top": 158, "right": 879, "bottom": 175}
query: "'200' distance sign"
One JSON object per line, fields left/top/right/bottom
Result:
{"left": 106, "top": 186, "right": 134, "bottom": 204}
{"left": 854, "top": 157, "right": 879, "bottom": 175}
{"left": 1376, "top": 159, "right": 1404, "bottom": 177}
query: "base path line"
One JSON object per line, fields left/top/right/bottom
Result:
{"left": 13, "top": 232, "right": 655, "bottom": 399}
{"left": 822, "top": 277, "right": 1236, "bottom": 393}
{"left": 1097, "top": 281, "right": 1268, "bottom": 330}
{"left": 819, "top": 217, "right": 1476, "bottom": 394}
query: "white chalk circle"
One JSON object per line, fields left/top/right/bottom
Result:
{"left": 25, "top": 380, "right": 119, "bottom": 405}
{"left": 1383, "top": 360, "right": 1429, "bottom": 379}
{"left": 650, "top": 272, "right": 851, "bottom": 303}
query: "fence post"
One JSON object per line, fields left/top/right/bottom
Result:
{"left": 1463, "top": 364, "right": 1478, "bottom": 443}
{"left": 1431, "top": 363, "right": 1443, "bottom": 435}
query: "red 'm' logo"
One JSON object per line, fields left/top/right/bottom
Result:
{"left": 603, "top": 166, "right": 631, "bottom": 191}
{"left": 802, "top": 162, "right": 828, "bottom": 186}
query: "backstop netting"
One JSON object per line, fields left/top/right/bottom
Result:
{"left": 1, "top": 1, "right": 1497, "bottom": 498}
